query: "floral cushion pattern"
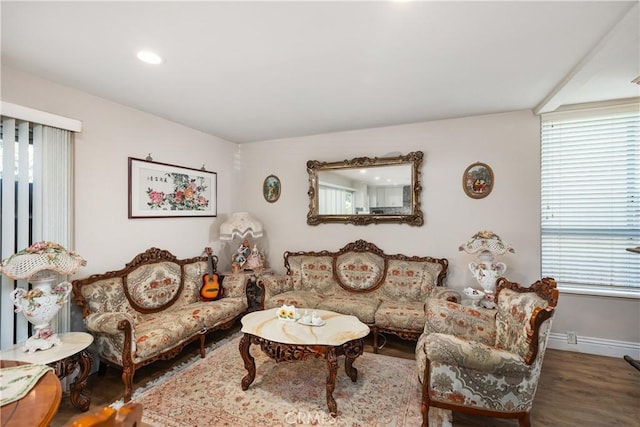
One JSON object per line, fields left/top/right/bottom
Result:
{"left": 374, "top": 300, "right": 426, "bottom": 332}
{"left": 381, "top": 260, "right": 437, "bottom": 301}
{"left": 335, "top": 251, "right": 385, "bottom": 291}
{"left": 296, "top": 256, "right": 335, "bottom": 294}
{"left": 174, "top": 262, "right": 206, "bottom": 306}
{"left": 126, "top": 261, "right": 182, "bottom": 309}
{"left": 260, "top": 275, "right": 295, "bottom": 300}
{"left": 424, "top": 299, "right": 496, "bottom": 345}
{"left": 316, "top": 292, "right": 380, "bottom": 324}
{"left": 81, "top": 278, "right": 140, "bottom": 322}
{"left": 263, "top": 291, "right": 325, "bottom": 310}
{"left": 495, "top": 289, "right": 549, "bottom": 358}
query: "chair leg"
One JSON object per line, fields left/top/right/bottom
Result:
{"left": 519, "top": 411, "right": 531, "bottom": 427}
{"left": 122, "top": 364, "right": 135, "bottom": 403}
{"left": 372, "top": 327, "right": 379, "bottom": 354}
{"left": 199, "top": 333, "right": 206, "bottom": 358}
{"left": 421, "top": 361, "right": 431, "bottom": 427}
{"left": 97, "top": 360, "right": 108, "bottom": 376}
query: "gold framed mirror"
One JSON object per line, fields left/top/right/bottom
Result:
{"left": 307, "top": 151, "right": 424, "bottom": 226}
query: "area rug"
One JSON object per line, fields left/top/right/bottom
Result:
{"left": 120, "top": 333, "right": 452, "bottom": 426}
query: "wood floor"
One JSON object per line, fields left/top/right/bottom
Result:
{"left": 53, "top": 325, "right": 640, "bottom": 427}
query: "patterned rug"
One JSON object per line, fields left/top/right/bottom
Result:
{"left": 123, "top": 334, "right": 452, "bottom": 426}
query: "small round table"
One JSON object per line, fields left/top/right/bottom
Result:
{"left": 0, "top": 332, "right": 94, "bottom": 411}
{"left": 0, "top": 360, "right": 62, "bottom": 426}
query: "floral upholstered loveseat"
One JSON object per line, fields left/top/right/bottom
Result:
{"left": 259, "top": 240, "right": 459, "bottom": 352}
{"left": 72, "top": 248, "right": 248, "bottom": 402}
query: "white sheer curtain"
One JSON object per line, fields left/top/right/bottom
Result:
{"left": 0, "top": 116, "right": 75, "bottom": 349}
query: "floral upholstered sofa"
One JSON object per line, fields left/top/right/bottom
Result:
{"left": 72, "top": 248, "right": 248, "bottom": 402}
{"left": 259, "top": 240, "right": 459, "bottom": 352}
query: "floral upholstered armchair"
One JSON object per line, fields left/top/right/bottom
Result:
{"left": 416, "top": 277, "right": 558, "bottom": 427}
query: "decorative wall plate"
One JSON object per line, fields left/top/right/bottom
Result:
{"left": 263, "top": 174, "right": 281, "bottom": 203}
{"left": 462, "top": 162, "right": 494, "bottom": 199}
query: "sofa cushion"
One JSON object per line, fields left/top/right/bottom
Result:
{"left": 174, "top": 261, "right": 206, "bottom": 307}
{"left": 335, "top": 251, "right": 385, "bottom": 291}
{"left": 381, "top": 260, "right": 439, "bottom": 302}
{"left": 126, "top": 261, "right": 182, "bottom": 310}
{"left": 186, "top": 298, "right": 248, "bottom": 329}
{"left": 495, "top": 288, "right": 549, "bottom": 358}
{"left": 219, "top": 274, "right": 248, "bottom": 299}
{"left": 295, "top": 256, "right": 335, "bottom": 294}
{"left": 316, "top": 292, "right": 380, "bottom": 324}
{"left": 375, "top": 300, "right": 426, "bottom": 333}
{"left": 134, "top": 308, "right": 205, "bottom": 360}
{"left": 263, "top": 290, "right": 325, "bottom": 309}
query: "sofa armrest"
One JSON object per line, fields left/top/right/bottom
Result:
{"left": 220, "top": 274, "right": 248, "bottom": 298}
{"left": 423, "top": 299, "right": 496, "bottom": 345}
{"left": 85, "top": 312, "right": 137, "bottom": 335}
{"left": 428, "top": 287, "right": 461, "bottom": 303}
{"left": 425, "top": 333, "right": 529, "bottom": 375}
{"left": 258, "top": 275, "right": 294, "bottom": 300}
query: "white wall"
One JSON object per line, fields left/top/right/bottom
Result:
{"left": 2, "top": 66, "right": 239, "bottom": 275}
{"left": 3, "top": 66, "right": 638, "bottom": 356}
{"left": 240, "top": 111, "right": 541, "bottom": 286}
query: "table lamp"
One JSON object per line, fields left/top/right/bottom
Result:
{"left": 0, "top": 241, "right": 86, "bottom": 352}
{"left": 459, "top": 231, "right": 514, "bottom": 295}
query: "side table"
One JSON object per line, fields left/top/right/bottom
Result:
{"left": 0, "top": 331, "right": 94, "bottom": 411}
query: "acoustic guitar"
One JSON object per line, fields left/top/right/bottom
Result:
{"left": 200, "top": 247, "right": 223, "bottom": 301}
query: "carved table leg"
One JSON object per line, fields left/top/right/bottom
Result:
{"left": 343, "top": 338, "right": 363, "bottom": 382}
{"left": 325, "top": 347, "right": 338, "bottom": 417}
{"left": 240, "top": 333, "right": 256, "bottom": 390}
{"left": 69, "top": 349, "right": 93, "bottom": 411}
{"left": 344, "top": 356, "right": 358, "bottom": 382}
{"left": 51, "top": 349, "right": 94, "bottom": 412}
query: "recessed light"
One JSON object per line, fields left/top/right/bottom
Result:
{"left": 137, "top": 50, "right": 163, "bottom": 65}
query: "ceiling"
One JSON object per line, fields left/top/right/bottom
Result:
{"left": 2, "top": 1, "right": 639, "bottom": 143}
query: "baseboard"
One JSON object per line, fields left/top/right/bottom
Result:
{"left": 548, "top": 332, "right": 640, "bottom": 359}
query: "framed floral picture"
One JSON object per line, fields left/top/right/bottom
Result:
{"left": 263, "top": 174, "right": 281, "bottom": 203}
{"left": 128, "top": 157, "right": 217, "bottom": 218}
{"left": 462, "top": 162, "right": 494, "bottom": 199}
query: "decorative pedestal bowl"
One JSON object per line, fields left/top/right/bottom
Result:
{"left": 463, "top": 287, "right": 485, "bottom": 307}
{"left": 10, "top": 273, "right": 72, "bottom": 352}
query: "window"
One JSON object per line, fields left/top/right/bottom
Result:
{"left": 0, "top": 107, "right": 78, "bottom": 349}
{"left": 541, "top": 101, "right": 640, "bottom": 297}
{"left": 318, "top": 184, "right": 354, "bottom": 215}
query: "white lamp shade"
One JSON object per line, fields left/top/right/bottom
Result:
{"left": 459, "top": 231, "right": 515, "bottom": 255}
{"left": 0, "top": 242, "right": 86, "bottom": 280}
{"left": 219, "top": 212, "right": 264, "bottom": 240}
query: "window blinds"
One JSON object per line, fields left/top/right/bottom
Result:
{"left": 541, "top": 102, "right": 640, "bottom": 292}
{"left": 0, "top": 118, "right": 74, "bottom": 349}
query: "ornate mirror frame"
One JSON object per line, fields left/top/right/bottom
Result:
{"left": 307, "top": 151, "right": 424, "bottom": 226}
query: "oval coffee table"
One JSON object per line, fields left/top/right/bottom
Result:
{"left": 240, "top": 308, "right": 370, "bottom": 417}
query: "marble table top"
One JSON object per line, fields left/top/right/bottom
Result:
{"left": 241, "top": 308, "right": 370, "bottom": 346}
{"left": 0, "top": 332, "right": 93, "bottom": 364}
